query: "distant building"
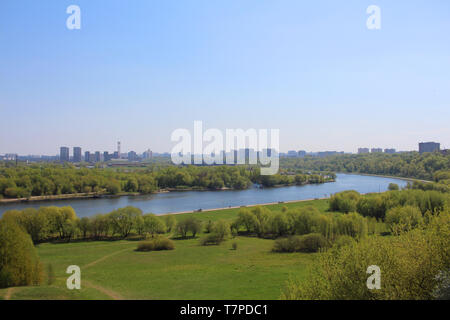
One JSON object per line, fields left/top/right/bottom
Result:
{"left": 73, "top": 147, "right": 82, "bottom": 162}
{"left": 358, "top": 148, "right": 370, "bottom": 154}
{"left": 84, "top": 151, "right": 91, "bottom": 162}
{"left": 113, "top": 151, "right": 119, "bottom": 159}
{"left": 95, "top": 151, "right": 101, "bottom": 162}
{"left": 298, "top": 150, "right": 306, "bottom": 158}
{"left": 103, "top": 151, "right": 110, "bottom": 162}
{"left": 384, "top": 148, "right": 396, "bottom": 154}
{"left": 128, "top": 151, "right": 138, "bottom": 161}
{"left": 318, "top": 151, "right": 343, "bottom": 158}
{"left": 287, "top": 150, "right": 298, "bottom": 158}
{"left": 60, "top": 147, "right": 69, "bottom": 162}
{"left": 4, "top": 153, "right": 18, "bottom": 161}
{"left": 143, "top": 149, "right": 153, "bottom": 159}
{"left": 419, "top": 142, "right": 440, "bottom": 154}
{"left": 371, "top": 148, "right": 383, "bottom": 153}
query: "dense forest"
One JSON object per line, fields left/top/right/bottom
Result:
{"left": 280, "top": 152, "right": 450, "bottom": 181}
{"left": 0, "top": 163, "right": 333, "bottom": 199}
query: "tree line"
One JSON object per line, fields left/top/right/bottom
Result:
{"left": 0, "top": 164, "right": 333, "bottom": 199}
{"left": 281, "top": 152, "right": 450, "bottom": 181}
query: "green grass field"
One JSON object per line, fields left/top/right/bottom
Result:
{"left": 0, "top": 199, "right": 329, "bottom": 300}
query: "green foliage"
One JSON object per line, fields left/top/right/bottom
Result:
{"left": 280, "top": 152, "right": 450, "bottom": 181}
{"left": 176, "top": 217, "right": 202, "bottom": 238}
{"left": 281, "top": 210, "right": 450, "bottom": 300}
{"left": 0, "top": 220, "right": 43, "bottom": 288}
{"left": 0, "top": 163, "right": 335, "bottom": 199}
{"left": 108, "top": 206, "right": 142, "bottom": 238}
{"left": 385, "top": 205, "right": 423, "bottom": 234}
{"left": 329, "top": 190, "right": 360, "bottom": 213}
{"left": 388, "top": 183, "right": 399, "bottom": 191}
{"left": 164, "top": 215, "right": 176, "bottom": 233}
{"left": 273, "top": 233, "right": 329, "bottom": 253}
{"left": 136, "top": 237, "right": 175, "bottom": 251}
{"left": 143, "top": 214, "right": 166, "bottom": 237}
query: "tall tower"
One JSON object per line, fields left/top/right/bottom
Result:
{"left": 117, "top": 141, "right": 121, "bottom": 159}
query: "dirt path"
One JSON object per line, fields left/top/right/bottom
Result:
{"left": 83, "top": 280, "right": 124, "bottom": 300}
{"left": 4, "top": 287, "right": 15, "bottom": 300}
{"left": 83, "top": 247, "right": 131, "bottom": 269}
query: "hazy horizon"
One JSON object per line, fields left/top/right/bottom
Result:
{"left": 1, "top": 0, "right": 449, "bottom": 155}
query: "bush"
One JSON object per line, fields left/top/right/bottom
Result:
{"left": 273, "top": 233, "right": 329, "bottom": 253}
{"left": 332, "top": 235, "right": 356, "bottom": 249}
{"left": 385, "top": 205, "right": 423, "bottom": 234}
{"left": 232, "top": 242, "right": 238, "bottom": 250}
{"left": 200, "top": 220, "right": 231, "bottom": 246}
{"left": 329, "top": 190, "right": 360, "bottom": 213}
{"left": 388, "top": 183, "right": 399, "bottom": 191}
{"left": 281, "top": 210, "right": 450, "bottom": 300}
{"left": 200, "top": 233, "right": 225, "bottom": 246}
{"left": 0, "top": 220, "right": 43, "bottom": 288}
{"left": 136, "top": 237, "right": 174, "bottom": 251}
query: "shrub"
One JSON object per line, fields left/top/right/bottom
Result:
{"left": 200, "top": 233, "right": 224, "bottom": 246}
{"left": 388, "top": 183, "right": 399, "bottom": 191}
{"left": 281, "top": 210, "right": 450, "bottom": 300}
{"left": 273, "top": 233, "right": 329, "bottom": 253}
{"left": 200, "top": 220, "right": 231, "bottom": 245}
{"left": 332, "top": 235, "right": 356, "bottom": 249}
{"left": 232, "top": 242, "right": 238, "bottom": 250}
{"left": 329, "top": 190, "right": 360, "bottom": 213}
{"left": 0, "top": 220, "right": 43, "bottom": 288}
{"left": 385, "top": 205, "right": 423, "bottom": 234}
{"left": 136, "top": 237, "right": 174, "bottom": 251}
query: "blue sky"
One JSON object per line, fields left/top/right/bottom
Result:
{"left": 0, "top": 0, "right": 449, "bottom": 154}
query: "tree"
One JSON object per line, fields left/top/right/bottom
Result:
{"left": 77, "top": 217, "right": 90, "bottom": 239}
{"left": 388, "top": 183, "right": 399, "bottom": 191}
{"left": 176, "top": 217, "right": 202, "bottom": 238}
{"left": 164, "top": 215, "right": 176, "bottom": 233}
{"left": 108, "top": 206, "right": 142, "bottom": 238}
{"left": 0, "top": 220, "right": 43, "bottom": 288}
{"left": 143, "top": 214, "right": 166, "bottom": 237}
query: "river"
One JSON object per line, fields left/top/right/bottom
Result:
{"left": 0, "top": 174, "right": 408, "bottom": 217}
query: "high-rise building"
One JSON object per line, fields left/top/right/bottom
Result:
{"left": 73, "top": 147, "right": 82, "bottom": 162}
{"left": 384, "top": 148, "right": 396, "bottom": 154}
{"left": 128, "top": 151, "right": 137, "bottom": 161}
{"left": 117, "top": 141, "right": 121, "bottom": 159}
{"left": 95, "top": 151, "right": 101, "bottom": 162}
{"left": 371, "top": 148, "right": 383, "bottom": 153}
{"left": 143, "top": 149, "right": 153, "bottom": 159}
{"left": 85, "top": 151, "right": 91, "bottom": 162}
{"left": 358, "top": 148, "right": 370, "bottom": 154}
{"left": 287, "top": 150, "right": 298, "bottom": 157}
{"left": 419, "top": 142, "right": 440, "bottom": 154}
{"left": 103, "top": 151, "right": 110, "bottom": 162}
{"left": 60, "top": 147, "right": 69, "bottom": 162}
{"left": 298, "top": 150, "right": 306, "bottom": 158}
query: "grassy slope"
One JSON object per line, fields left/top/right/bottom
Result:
{"left": 1, "top": 199, "right": 329, "bottom": 300}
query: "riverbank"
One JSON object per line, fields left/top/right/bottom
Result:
{"left": 159, "top": 197, "right": 329, "bottom": 216}
{"left": 339, "top": 172, "right": 432, "bottom": 183}
{"left": 0, "top": 181, "right": 334, "bottom": 204}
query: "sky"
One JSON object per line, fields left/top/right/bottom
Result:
{"left": 0, "top": 0, "right": 449, "bottom": 155}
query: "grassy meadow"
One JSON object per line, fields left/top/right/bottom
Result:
{"left": 0, "top": 199, "right": 329, "bottom": 300}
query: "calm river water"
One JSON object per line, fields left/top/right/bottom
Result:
{"left": 0, "top": 174, "right": 408, "bottom": 217}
